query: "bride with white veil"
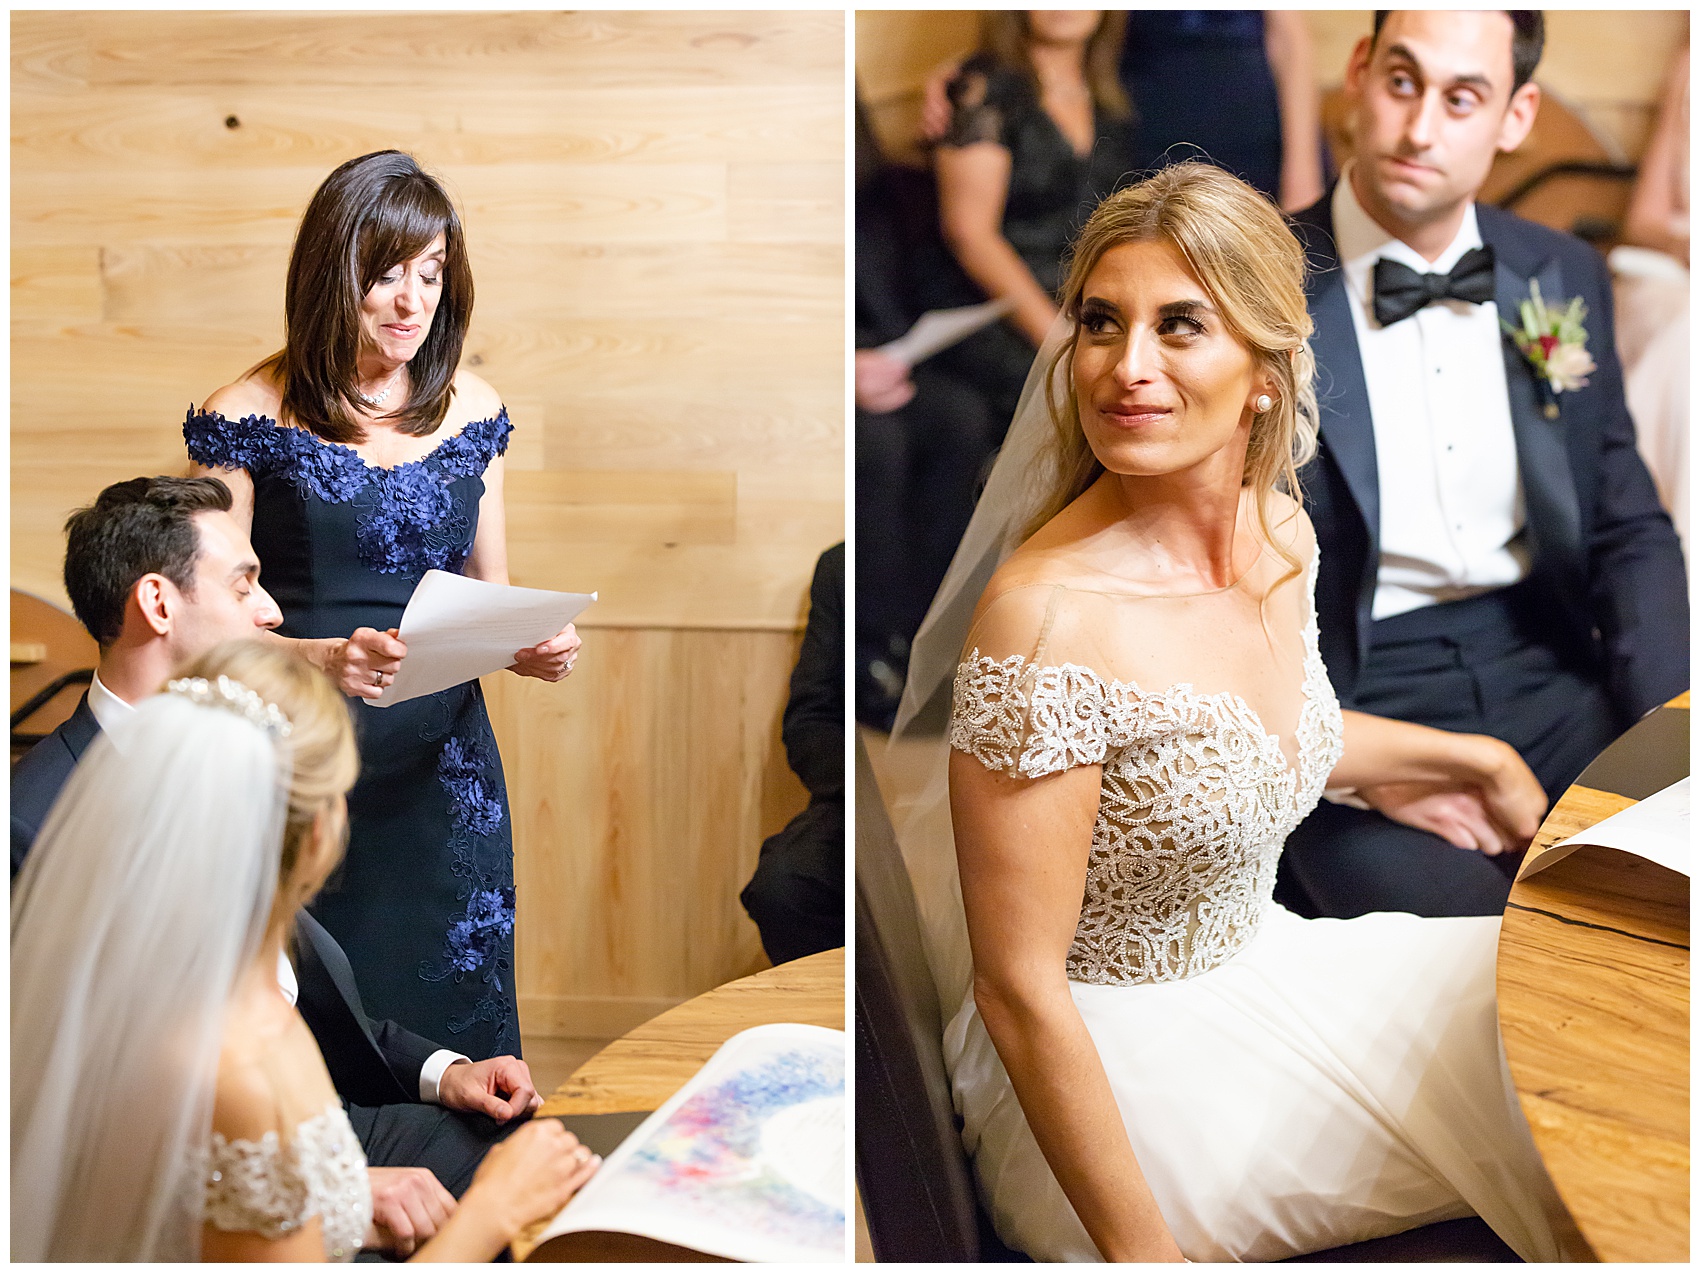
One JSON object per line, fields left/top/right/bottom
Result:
{"left": 13, "top": 640, "right": 597, "bottom": 1261}
{"left": 889, "top": 162, "right": 1572, "bottom": 1262}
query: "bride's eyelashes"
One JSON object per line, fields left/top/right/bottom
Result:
{"left": 1079, "top": 298, "right": 1123, "bottom": 338}
{"left": 1079, "top": 298, "right": 1210, "bottom": 343}
{"left": 1154, "top": 301, "right": 1209, "bottom": 340}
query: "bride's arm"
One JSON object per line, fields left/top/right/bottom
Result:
{"left": 1330, "top": 711, "right": 1547, "bottom": 854}
{"left": 950, "top": 751, "right": 1186, "bottom": 1263}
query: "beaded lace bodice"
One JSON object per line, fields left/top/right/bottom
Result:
{"left": 199, "top": 1101, "right": 371, "bottom": 1261}
{"left": 948, "top": 551, "right": 1345, "bottom": 985}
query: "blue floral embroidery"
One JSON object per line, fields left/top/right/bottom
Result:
{"left": 418, "top": 704, "right": 517, "bottom": 1050}
{"left": 182, "top": 408, "right": 512, "bottom": 575}
{"left": 444, "top": 887, "right": 517, "bottom": 976}
{"left": 437, "top": 735, "right": 506, "bottom": 837}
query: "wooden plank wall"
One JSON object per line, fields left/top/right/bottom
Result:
{"left": 857, "top": 10, "right": 1686, "bottom": 167}
{"left": 13, "top": 11, "right": 846, "bottom": 1041}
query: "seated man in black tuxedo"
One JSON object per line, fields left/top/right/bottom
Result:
{"left": 741, "top": 542, "right": 844, "bottom": 963}
{"left": 1279, "top": 11, "right": 1689, "bottom": 919}
{"left": 11, "top": 476, "right": 546, "bottom": 1256}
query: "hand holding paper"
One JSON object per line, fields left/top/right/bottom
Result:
{"left": 511, "top": 622, "right": 583, "bottom": 682}
{"left": 330, "top": 626, "right": 409, "bottom": 701}
{"left": 371, "top": 571, "right": 596, "bottom": 707}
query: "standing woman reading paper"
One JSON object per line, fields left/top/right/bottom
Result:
{"left": 187, "top": 150, "right": 580, "bottom": 1060}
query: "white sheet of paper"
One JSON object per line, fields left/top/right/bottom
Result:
{"left": 371, "top": 570, "right": 595, "bottom": 708}
{"left": 1519, "top": 776, "right": 1689, "bottom": 880}
{"left": 875, "top": 297, "right": 1014, "bottom": 368}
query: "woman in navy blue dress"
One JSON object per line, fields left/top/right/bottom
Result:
{"left": 187, "top": 151, "right": 579, "bottom": 1060}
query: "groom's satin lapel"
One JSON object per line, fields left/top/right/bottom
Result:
{"left": 1495, "top": 251, "right": 1585, "bottom": 594}
{"left": 1309, "top": 269, "right": 1380, "bottom": 548}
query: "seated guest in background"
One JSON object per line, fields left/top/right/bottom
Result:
{"left": 856, "top": 94, "right": 1001, "bottom": 728}
{"left": 1118, "top": 11, "right": 1325, "bottom": 213}
{"left": 743, "top": 542, "right": 845, "bottom": 963}
{"left": 11, "top": 476, "right": 557, "bottom": 1256}
{"left": 924, "top": 11, "right": 1134, "bottom": 430}
{"left": 920, "top": 12, "right": 1324, "bottom": 212}
{"left": 13, "top": 640, "right": 597, "bottom": 1260}
{"left": 1610, "top": 39, "right": 1688, "bottom": 552}
{"left": 1279, "top": 10, "right": 1688, "bottom": 921}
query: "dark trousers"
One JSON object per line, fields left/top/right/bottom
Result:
{"left": 348, "top": 1101, "right": 523, "bottom": 1198}
{"left": 741, "top": 799, "right": 845, "bottom": 965}
{"left": 1277, "top": 583, "right": 1620, "bottom": 918}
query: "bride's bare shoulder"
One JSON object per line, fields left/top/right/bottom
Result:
{"left": 211, "top": 1045, "right": 288, "bottom": 1145}
{"left": 1260, "top": 488, "right": 1317, "bottom": 562}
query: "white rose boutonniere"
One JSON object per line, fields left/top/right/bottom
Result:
{"left": 1502, "top": 280, "right": 1596, "bottom": 406}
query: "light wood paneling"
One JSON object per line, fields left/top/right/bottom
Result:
{"left": 486, "top": 627, "right": 810, "bottom": 1037}
{"left": 13, "top": 11, "right": 844, "bottom": 1034}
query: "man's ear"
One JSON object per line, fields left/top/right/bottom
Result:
{"left": 1497, "top": 81, "right": 1541, "bottom": 155}
{"left": 130, "top": 573, "right": 174, "bottom": 639}
{"left": 1343, "top": 34, "right": 1375, "bottom": 99}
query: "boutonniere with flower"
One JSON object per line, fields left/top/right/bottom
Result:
{"left": 1503, "top": 280, "right": 1595, "bottom": 403}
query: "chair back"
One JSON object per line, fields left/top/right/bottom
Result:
{"left": 854, "top": 734, "right": 1025, "bottom": 1261}
{"left": 11, "top": 589, "right": 98, "bottom": 757}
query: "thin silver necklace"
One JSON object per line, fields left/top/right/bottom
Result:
{"left": 356, "top": 367, "right": 405, "bottom": 408}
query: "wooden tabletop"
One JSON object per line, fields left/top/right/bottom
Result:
{"left": 519, "top": 947, "right": 844, "bottom": 1261}
{"left": 1496, "top": 695, "right": 1689, "bottom": 1263}
{"left": 538, "top": 946, "right": 845, "bottom": 1118}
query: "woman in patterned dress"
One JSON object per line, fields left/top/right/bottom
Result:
{"left": 188, "top": 151, "right": 578, "bottom": 1060}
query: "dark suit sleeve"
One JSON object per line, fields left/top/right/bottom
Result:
{"left": 12, "top": 814, "right": 35, "bottom": 879}
{"left": 369, "top": 1019, "right": 450, "bottom": 1095}
{"left": 10, "top": 727, "right": 79, "bottom": 880}
{"left": 1572, "top": 244, "right": 1690, "bottom": 719}
{"left": 292, "top": 910, "right": 448, "bottom": 1104}
{"left": 783, "top": 544, "right": 846, "bottom": 801}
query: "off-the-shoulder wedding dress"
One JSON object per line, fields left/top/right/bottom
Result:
{"left": 941, "top": 545, "right": 1568, "bottom": 1262}
{"left": 198, "top": 1102, "right": 372, "bottom": 1261}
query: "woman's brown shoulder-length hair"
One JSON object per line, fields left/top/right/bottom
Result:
{"left": 267, "top": 150, "right": 475, "bottom": 444}
{"left": 979, "top": 11, "right": 1132, "bottom": 120}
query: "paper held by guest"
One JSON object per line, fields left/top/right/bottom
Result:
{"left": 532, "top": 1023, "right": 846, "bottom": 1263}
{"left": 371, "top": 570, "right": 596, "bottom": 708}
{"left": 875, "top": 296, "right": 1014, "bottom": 368}
{"left": 1518, "top": 776, "right": 1689, "bottom": 880}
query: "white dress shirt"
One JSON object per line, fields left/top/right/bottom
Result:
{"left": 1333, "top": 170, "right": 1531, "bottom": 620}
{"left": 93, "top": 669, "right": 468, "bottom": 1103}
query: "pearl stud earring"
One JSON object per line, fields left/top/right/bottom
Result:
{"left": 1254, "top": 394, "right": 1274, "bottom": 413}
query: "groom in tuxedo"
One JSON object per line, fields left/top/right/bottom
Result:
{"left": 11, "top": 476, "right": 548, "bottom": 1255}
{"left": 1277, "top": 11, "right": 1688, "bottom": 920}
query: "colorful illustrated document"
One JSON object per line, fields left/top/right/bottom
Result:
{"left": 534, "top": 1023, "right": 846, "bottom": 1262}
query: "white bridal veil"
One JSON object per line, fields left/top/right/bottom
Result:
{"left": 11, "top": 690, "right": 290, "bottom": 1260}
{"left": 887, "top": 315, "right": 1075, "bottom": 1019}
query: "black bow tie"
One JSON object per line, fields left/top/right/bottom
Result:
{"left": 1371, "top": 246, "right": 1496, "bottom": 326}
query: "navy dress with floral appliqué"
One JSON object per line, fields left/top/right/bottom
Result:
{"left": 186, "top": 408, "right": 521, "bottom": 1059}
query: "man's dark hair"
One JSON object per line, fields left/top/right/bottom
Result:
{"left": 62, "top": 476, "right": 233, "bottom": 647}
{"left": 1372, "top": 11, "right": 1545, "bottom": 94}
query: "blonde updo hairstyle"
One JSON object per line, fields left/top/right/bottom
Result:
{"left": 1028, "top": 161, "right": 1320, "bottom": 586}
{"left": 175, "top": 640, "right": 359, "bottom": 907}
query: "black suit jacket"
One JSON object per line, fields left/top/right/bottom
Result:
{"left": 1288, "top": 192, "right": 1689, "bottom": 725}
{"left": 11, "top": 698, "right": 442, "bottom": 1106}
